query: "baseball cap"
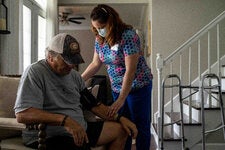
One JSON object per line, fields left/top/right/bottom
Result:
{"left": 47, "top": 33, "right": 85, "bottom": 64}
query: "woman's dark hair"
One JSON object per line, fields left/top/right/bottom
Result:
{"left": 90, "top": 4, "right": 133, "bottom": 46}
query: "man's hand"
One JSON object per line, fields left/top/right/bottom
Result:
{"left": 119, "top": 116, "right": 138, "bottom": 139}
{"left": 15, "top": 108, "right": 89, "bottom": 147}
{"left": 64, "top": 117, "right": 89, "bottom": 147}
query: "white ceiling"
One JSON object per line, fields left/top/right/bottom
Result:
{"left": 58, "top": 3, "right": 148, "bottom": 30}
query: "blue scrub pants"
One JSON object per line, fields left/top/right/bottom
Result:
{"left": 112, "top": 81, "right": 152, "bottom": 150}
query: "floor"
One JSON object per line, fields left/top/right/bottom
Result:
{"left": 131, "top": 134, "right": 157, "bottom": 150}
{"left": 1, "top": 135, "right": 157, "bottom": 150}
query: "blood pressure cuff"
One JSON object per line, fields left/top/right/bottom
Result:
{"left": 80, "top": 88, "right": 100, "bottom": 110}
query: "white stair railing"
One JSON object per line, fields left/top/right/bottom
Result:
{"left": 156, "top": 10, "right": 225, "bottom": 148}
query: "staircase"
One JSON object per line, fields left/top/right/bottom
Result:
{"left": 153, "top": 10, "right": 225, "bottom": 150}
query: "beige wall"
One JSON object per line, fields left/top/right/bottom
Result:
{"left": 0, "top": 0, "right": 22, "bottom": 75}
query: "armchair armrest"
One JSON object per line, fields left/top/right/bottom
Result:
{"left": 0, "top": 117, "right": 26, "bottom": 130}
{"left": 0, "top": 117, "right": 46, "bottom": 150}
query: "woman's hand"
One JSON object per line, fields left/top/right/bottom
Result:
{"left": 108, "top": 99, "right": 125, "bottom": 117}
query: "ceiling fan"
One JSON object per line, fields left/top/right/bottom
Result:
{"left": 59, "top": 12, "right": 85, "bottom": 25}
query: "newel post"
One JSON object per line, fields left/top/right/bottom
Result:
{"left": 156, "top": 53, "right": 164, "bottom": 149}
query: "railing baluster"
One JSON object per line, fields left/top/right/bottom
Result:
{"left": 198, "top": 39, "right": 202, "bottom": 106}
{"left": 198, "top": 39, "right": 201, "bottom": 80}
{"left": 188, "top": 47, "right": 192, "bottom": 123}
{"left": 208, "top": 31, "right": 211, "bottom": 74}
{"left": 208, "top": 31, "right": 212, "bottom": 107}
{"left": 217, "top": 24, "right": 221, "bottom": 78}
{"left": 217, "top": 23, "right": 221, "bottom": 107}
{"left": 180, "top": 52, "right": 183, "bottom": 82}
{"left": 170, "top": 62, "right": 174, "bottom": 136}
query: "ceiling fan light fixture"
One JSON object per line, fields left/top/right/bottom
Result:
{"left": 58, "top": 12, "right": 85, "bottom": 25}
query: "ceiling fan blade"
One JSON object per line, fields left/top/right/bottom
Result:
{"left": 69, "top": 17, "right": 85, "bottom": 20}
{"left": 68, "top": 19, "right": 82, "bottom": 24}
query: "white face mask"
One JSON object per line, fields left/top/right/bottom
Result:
{"left": 97, "top": 28, "right": 107, "bottom": 37}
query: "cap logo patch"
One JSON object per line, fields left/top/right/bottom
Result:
{"left": 70, "top": 42, "right": 79, "bottom": 54}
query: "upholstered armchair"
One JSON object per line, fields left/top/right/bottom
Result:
{"left": 0, "top": 76, "right": 47, "bottom": 150}
{"left": 0, "top": 75, "right": 107, "bottom": 150}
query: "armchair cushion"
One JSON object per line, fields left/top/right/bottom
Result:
{"left": 0, "top": 118, "right": 25, "bottom": 139}
{"left": 0, "top": 76, "right": 22, "bottom": 139}
{"left": 0, "top": 76, "right": 20, "bottom": 118}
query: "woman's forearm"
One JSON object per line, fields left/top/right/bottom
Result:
{"left": 81, "top": 62, "right": 101, "bottom": 81}
{"left": 118, "top": 69, "right": 135, "bottom": 102}
{"left": 118, "top": 54, "right": 139, "bottom": 101}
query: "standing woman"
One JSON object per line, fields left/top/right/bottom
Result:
{"left": 82, "top": 4, "right": 153, "bottom": 150}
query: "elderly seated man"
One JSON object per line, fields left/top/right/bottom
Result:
{"left": 14, "top": 33, "right": 138, "bottom": 150}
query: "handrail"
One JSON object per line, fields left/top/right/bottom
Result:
{"left": 164, "top": 10, "right": 225, "bottom": 64}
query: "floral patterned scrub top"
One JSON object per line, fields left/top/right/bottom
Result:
{"left": 95, "top": 29, "right": 153, "bottom": 93}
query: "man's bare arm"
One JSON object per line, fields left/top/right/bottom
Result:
{"left": 91, "top": 103, "right": 138, "bottom": 138}
{"left": 16, "top": 107, "right": 89, "bottom": 146}
{"left": 80, "top": 88, "right": 138, "bottom": 138}
{"left": 16, "top": 107, "right": 64, "bottom": 125}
